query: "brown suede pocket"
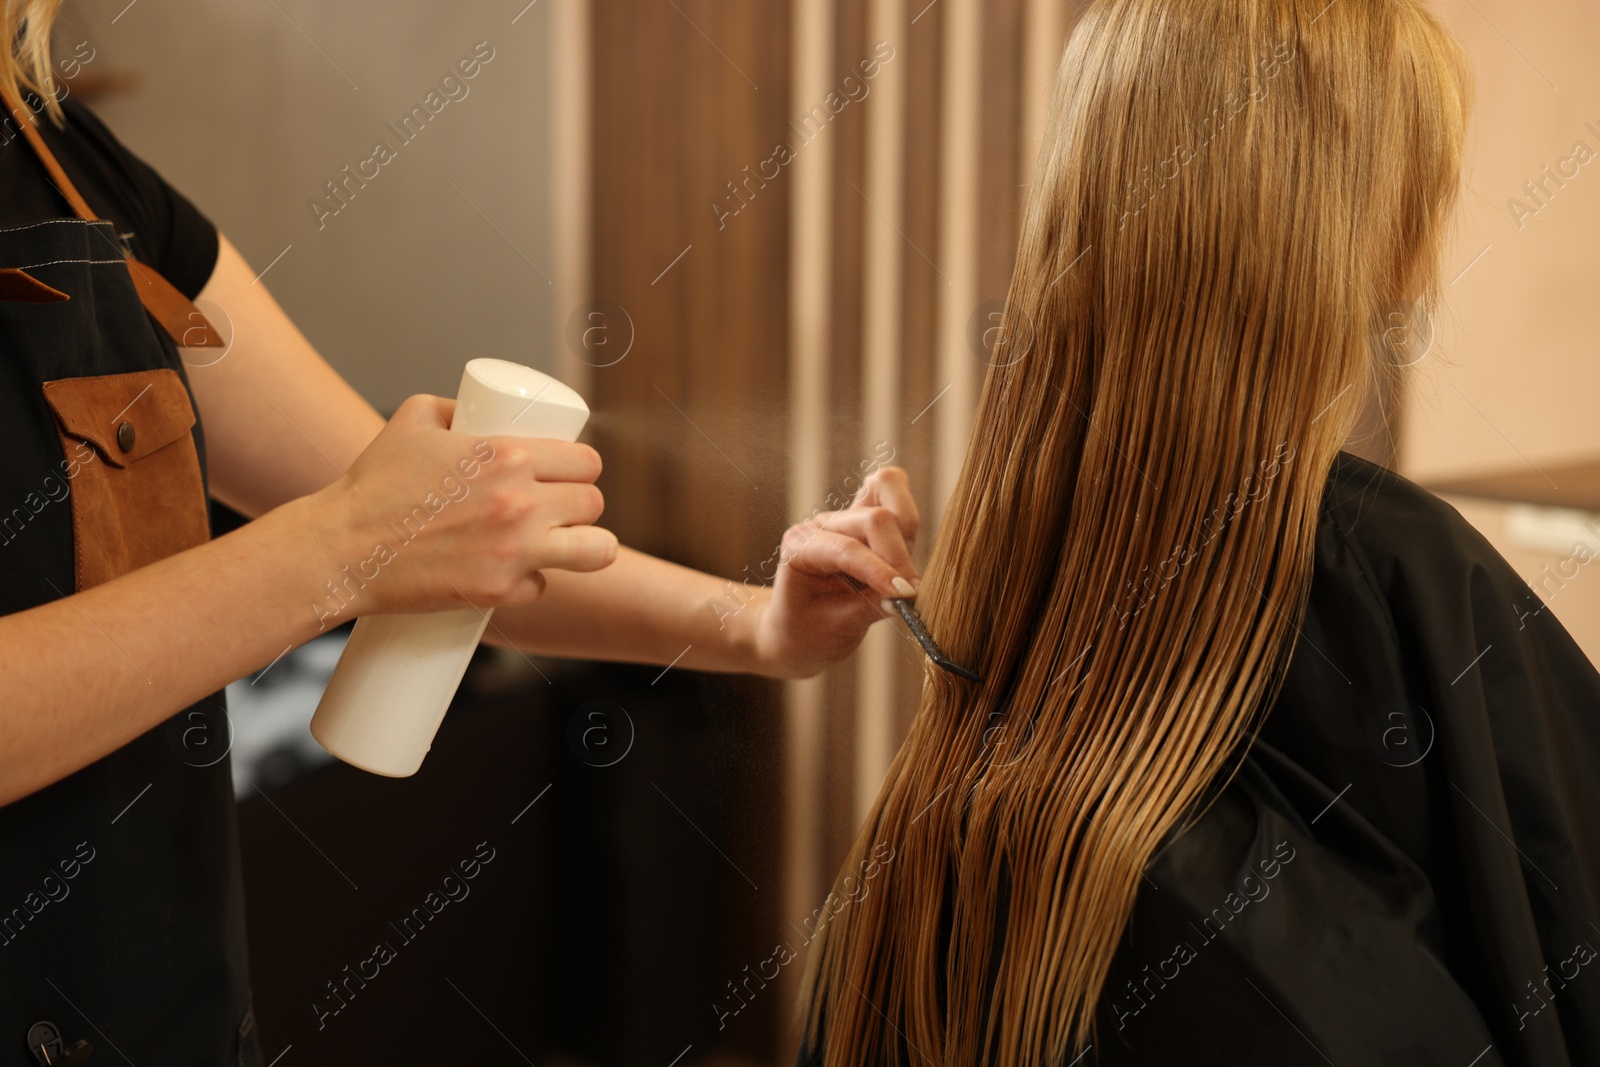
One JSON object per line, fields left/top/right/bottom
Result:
{"left": 42, "top": 369, "right": 210, "bottom": 591}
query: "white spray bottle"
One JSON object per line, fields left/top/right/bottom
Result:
{"left": 310, "top": 358, "right": 590, "bottom": 777}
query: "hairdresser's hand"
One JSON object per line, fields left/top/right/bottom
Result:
{"left": 303, "top": 395, "right": 617, "bottom": 619}
{"left": 752, "top": 466, "right": 921, "bottom": 679}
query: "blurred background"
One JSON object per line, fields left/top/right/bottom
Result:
{"left": 48, "top": 0, "right": 1600, "bottom": 1063}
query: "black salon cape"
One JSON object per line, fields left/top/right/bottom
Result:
{"left": 1092, "top": 453, "right": 1600, "bottom": 1067}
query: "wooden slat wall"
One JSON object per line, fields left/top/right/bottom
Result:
{"left": 781, "top": 0, "right": 1082, "bottom": 1056}
{"left": 933, "top": 0, "right": 983, "bottom": 517}
{"left": 978, "top": 0, "right": 1028, "bottom": 319}
{"left": 782, "top": 0, "right": 838, "bottom": 1033}
{"left": 892, "top": 0, "right": 951, "bottom": 751}
{"left": 585, "top": 1, "right": 1078, "bottom": 1057}
{"left": 809, "top": 0, "right": 1083, "bottom": 842}
{"left": 852, "top": 0, "right": 908, "bottom": 830}
{"left": 552, "top": 0, "right": 592, "bottom": 402}
{"left": 590, "top": 0, "right": 795, "bottom": 579}
{"left": 589, "top": 1, "right": 794, "bottom": 1059}
{"left": 780, "top": 3, "right": 1084, "bottom": 1053}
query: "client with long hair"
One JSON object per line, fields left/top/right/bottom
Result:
{"left": 800, "top": 1, "right": 1600, "bottom": 1065}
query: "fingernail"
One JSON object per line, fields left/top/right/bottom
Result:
{"left": 892, "top": 576, "right": 916, "bottom": 597}
{"left": 881, "top": 599, "right": 897, "bottom": 614}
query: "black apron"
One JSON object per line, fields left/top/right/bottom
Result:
{"left": 0, "top": 88, "right": 262, "bottom": 1067}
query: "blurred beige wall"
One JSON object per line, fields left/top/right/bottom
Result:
{"left": 59, "top": 0, "right": 558, "bottom": 413}
{"left": 1405, "top": 0, "right": 1600, "bottom": 663}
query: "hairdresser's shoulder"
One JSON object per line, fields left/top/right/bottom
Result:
{"left": 1318, "top": 451, "right": 1501, "bottom": 577}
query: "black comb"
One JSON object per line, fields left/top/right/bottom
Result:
{"left": 891, "top": 598, "right": 982, "bottom": 683}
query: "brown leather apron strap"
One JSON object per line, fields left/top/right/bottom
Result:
{"left": 0, "top": 84, "right": 226, "bottom": 348}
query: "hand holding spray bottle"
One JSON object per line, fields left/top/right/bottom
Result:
{"left": 311, "top": 358, "right": 590, "bottom": 777}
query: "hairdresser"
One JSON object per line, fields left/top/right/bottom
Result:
{"left": 0, "top": 7, "right": 921, "bottom": 1064}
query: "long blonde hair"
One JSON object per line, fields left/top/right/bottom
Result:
{"left": 3, "top": 0, "right": 66, "bottom": 121}
{"left": 802, "top": 1, "right": 1470, "bottom": 1063}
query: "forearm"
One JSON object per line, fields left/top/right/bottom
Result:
{"left": 0, "top": 495, "right": 332, "bottom": 806}
{"left": 485, "top": 546, "right": 776, "bottom": 676}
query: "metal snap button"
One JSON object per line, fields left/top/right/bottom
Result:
{"left": 116, "top": 420, "right": 136, "bottom": 453}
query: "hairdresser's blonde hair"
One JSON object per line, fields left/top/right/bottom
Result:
{"left": 802, "top": 1, "right": 1470, "bottom": 1063}
{"left": 3, "top": 0, "right": 65, "bottom": 121}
